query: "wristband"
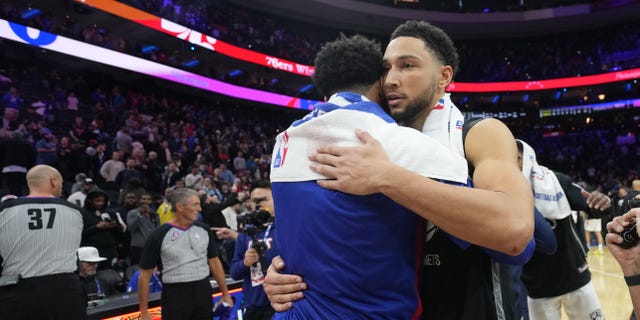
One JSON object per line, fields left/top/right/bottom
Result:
{"left": 624, "top": 274, "right": 640, "bottom": 286}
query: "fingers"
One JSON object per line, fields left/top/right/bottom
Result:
{"left": 211, "top": 227, "right": 229, "bottom": 239}
{"left": 580, "top": 189, "right": 590, "bottom": 199}
{"left": 605, "top": 232, "right": 623, "bottom": 246}
{"left": 309, "top": 162, "right": 338, "bottom": 180}
{"left": 628, "top": 208, "right": 640, "bottom": 220}
{"left": 354, "top": 128, "right": 373, "bottom": 143}
{"left": 263, "top": 260, "right": 307, "bottom": 313}
{"left": 316, "top": 179, "right": 339, "bottom": 191}
{"left": 313, "top": 145, "right": 349, "bottom": 158}
{"left": 584, "top": 191, "right": 610, "bottom": 210}
{"left": 271, "top": 256, "right": 285, "bottom": 271}
{"left": 263, "top": 273, "right": 306, "bottom": 292}
{"left": 355, "top": 128, "right": 384, "bottom": 149}
{"left": 223, "top": 295, "right": 234, "bottom": 307}
{"left": 309, "top": 152, "right": 340, "bottom": 167}
{"left": 607, "top": 216, "right": 628, "bottom": 233}
{"left": 268, "top": 290, "right": 305, "bottom": 310}
{"left": 271, "top": 301, "right": 294, "bottom": 312}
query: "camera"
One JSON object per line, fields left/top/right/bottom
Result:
{"left": 237, "top": 209, "right": 273, "bottom": 237}
{"left": 618, "top": 198, "right": 640, "bottom": 248}
{"left": 237, "top": 209, "right": 273, "bottom": 269}
{"left": 100, "top": 212, "right": 112, "bottom": 222}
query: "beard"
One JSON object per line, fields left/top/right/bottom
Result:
{"left": 390, "top": 85, "right": 437, "bottom": 126}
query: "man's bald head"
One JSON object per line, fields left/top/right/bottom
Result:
{"left": 26, "top": 165, "right": 63, "bottom": 197}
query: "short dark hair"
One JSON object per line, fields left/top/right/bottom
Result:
{"left": 312, "top": 34, "right": 383, "bottom": 97}
{"left": 391, "top": 21, "right": 459, "bottom": 78}
{"left": 250, "top": 179, "right": 271, "bottom": 193}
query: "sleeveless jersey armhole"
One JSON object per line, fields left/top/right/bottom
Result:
{"left": 462, "top": 117, "right": 488, "bottom": 178}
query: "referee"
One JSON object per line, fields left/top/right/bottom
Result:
{"left": 138, "top": 188, "right": 233, "bottom": 320}
{"left": 0, "top": 165, "right": 87, "bottom": 319}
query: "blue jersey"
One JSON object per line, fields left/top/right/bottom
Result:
{"left": 126, "top": 270, "right": 163, "bottom": 293}
{"left": 273, "top": 182, "right": 422, "bottom": 319}
{"left": 271, "top": 93, "right": 470, "bottom": 319}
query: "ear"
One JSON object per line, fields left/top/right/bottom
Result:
{"left": 50, "top": 176, "right": 58, "bottom": 188}
{"left": 438, "top": 65, "right": 453, "bottom": 89}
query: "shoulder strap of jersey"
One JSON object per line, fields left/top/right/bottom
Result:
{"left": 462, "top": 117, "right": 488, "bottom": 178}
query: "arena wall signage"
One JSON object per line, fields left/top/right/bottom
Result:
{"left": 76, "top": 0, "right": 640, "bottom": 93}
{"left": 75, "top": 0, "right": 316, "bottom": 77}
{"left": 0, "top": 19, "right": 319, "bottom": 110}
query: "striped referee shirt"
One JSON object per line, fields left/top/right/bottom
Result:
{"left": 139, "top": 221, "right": 219, "bottom": 284}
{"left": 0, "top": 197, "right": 86, "bottom": 278}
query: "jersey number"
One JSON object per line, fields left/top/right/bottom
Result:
{"left": 28, "top": 208, "right": 56, "bottom": 230}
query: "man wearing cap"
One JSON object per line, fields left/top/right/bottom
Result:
{"left": 0, "top": 165, "right": 88, "bottom": 319}
{"left": 68, "top": 177, "right": 96, "bottom": 207}
{"left": 35, "top": 127, "right": 58, "bottom": 166}
{"left": 77, "top": 246, "right": 108, "bottom": 306}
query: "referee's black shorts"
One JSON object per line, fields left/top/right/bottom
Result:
{"left": 0, "top": 273, "right": 86, "bottom": 320}
{"left": 161, "top": 277, "right": 213, "bottom": 320}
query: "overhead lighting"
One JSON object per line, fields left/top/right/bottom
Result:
{"left": 228, "top": 69, "right": 244, "bottom": 77}
{"left": 22, "top": 9, "right": 42, "bottom": 20}
{"left": 141, "top": 45, "right": 159, "bottom": 54}
{"left": 299, "top": 84, "right": 314, "bottom": 93}
{"left": 181, "top": 59, "right": 199, "bottom": 68}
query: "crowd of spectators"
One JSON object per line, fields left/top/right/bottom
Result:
{"left": 120, "top": 0, "right": 640, "bottom": 82}
{"left": 0, "top": 50, "right": 306, "bottom": 299}
{"left": 1, "top": 42, "right": 638, "bottom": 204}
{"left": 359, "top": 0, "right": 595, "bottom": 12}
{"left": 3, "top": 1, "right": 639, "bottom": 95}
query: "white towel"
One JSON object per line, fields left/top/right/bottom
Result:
{"left": 270, "top": 93, "right": 468, "bottom": 184}
{"left": 517, "top": 139, "right": 571, "bottom": 220}
{"left": 420, "top": 93, "right": 465, "bottom": 159}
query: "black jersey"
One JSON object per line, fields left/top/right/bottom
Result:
{"left": 418, "top": 117, "right": 518, "bottom": 320}
{"left": 522, "top": 172, "right": 611, "bottom": 298}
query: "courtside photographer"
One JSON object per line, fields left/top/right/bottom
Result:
{"left": 230, "top": 179, "right": 277, "bottom": 320}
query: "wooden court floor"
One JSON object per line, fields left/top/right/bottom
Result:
{"left": 558, "top": 246, "right": 633, "bottom": 319}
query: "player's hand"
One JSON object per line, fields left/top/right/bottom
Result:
{"left": 309, "top": 129, "right": 391, "bottom": 195}
{"left": 581, "top": 190, "right": 611, "bottom": 211}
{"left": 263, "top": 256, "right": 307, "bottom": 311}
{"left": 243, "top": 248, "right": 259, "bottom": 267}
